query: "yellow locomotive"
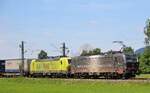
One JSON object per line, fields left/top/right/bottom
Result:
{"left": 30, "top": 57, "right": 71, "bottom": 76}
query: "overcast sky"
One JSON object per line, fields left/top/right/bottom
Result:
{"left": 0, "top": 0, "right": 149, "bottom": 59}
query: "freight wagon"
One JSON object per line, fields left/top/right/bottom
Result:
{"left": 0, "top": 59, "right": 31, "bottom": 76}
{"left": 5, "top": 59, "right": 21, "bottom": 76}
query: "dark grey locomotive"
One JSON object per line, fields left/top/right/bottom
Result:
{"left": 71, "top": 53, "right": 138, "bottom": 79}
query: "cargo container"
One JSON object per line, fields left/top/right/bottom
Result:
{"left": 5, "top": 59, "right": 21, "bottom": 73}
{"left": 0, "top": 60, "right": 5, "bottom": 75}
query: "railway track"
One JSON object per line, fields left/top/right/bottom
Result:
{"left": 130, "top": 78, "right": 150, "bottom": 80}
{"left": 0, "top": 76, "right": 150, "bottom": 82}
{"left": 59, "top": 78, "right": 150, "bottom": 83}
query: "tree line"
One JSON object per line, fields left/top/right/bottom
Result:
{"left": 139, "top": 19, "right": 150, "bottom": 74}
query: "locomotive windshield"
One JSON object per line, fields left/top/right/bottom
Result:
{"left": 68, "top": 59, "right": 71, "bottom": 64}
{"left": 125, "top": 54, "right": 137, "bottom": 63}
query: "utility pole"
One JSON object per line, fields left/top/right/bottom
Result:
{"left": 62, "top": 42, "right": 66, "bottom": 57}
{"left": 20, "top": 41, "right": 25, "bottom": 76}
{"left": 61, "top": 42, "right": 69, "bottom": 57}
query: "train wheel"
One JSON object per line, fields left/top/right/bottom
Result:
{"left": 122, "top": 73, "right": 130, "bottom": 79}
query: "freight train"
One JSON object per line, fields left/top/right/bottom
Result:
{"left": 0, "top": 52, "right": 139, "bottom": 79}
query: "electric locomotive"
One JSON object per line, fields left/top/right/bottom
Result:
{"left": 29, "top": 57, "right": 71, "bottom": 77}
{"left": 70, "top": 52, "right": 138, "bottom": 79}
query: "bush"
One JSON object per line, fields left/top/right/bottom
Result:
{"left": 139, "top": 46, "right": 150, "bottom": 74}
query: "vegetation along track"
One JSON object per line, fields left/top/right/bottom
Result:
{"left": 16, "top": 77, "right": 150, "bottom": 83}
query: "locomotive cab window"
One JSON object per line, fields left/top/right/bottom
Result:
{"left": 68, "top": 59, "right": 71, "bottom": 64}
{"left": 114, "top": 57, "right": 118, "bottom": 63}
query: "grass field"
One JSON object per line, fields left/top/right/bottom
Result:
{"left": 0, "top": 78, "right": 150, "bottom": 93}
{"left": 136, "top": 74, "right": 150, "bottom": 78}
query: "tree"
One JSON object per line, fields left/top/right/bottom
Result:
{"left": 92, "top": 48, "right": 101, "bottom": 55}
{"left": 38, "top": 50, "right": 48, "bottom": 59}
{"left": 88, "top": 50, "right": 93, "bottom": 56}
{"left": 123, "top": 47, "right": 134, "bottom": 54}
{"left": 144, "top": 19, "right": 150, "bottom": 46}
{"left": 139, "top": 19, "right": 150, "bottom": 73}
{"left": 80, "top": 50, "right": 88, "bottom": 56}
{"left": 139, "top": 46, "right": 150, "bottom": 73}
{"left": 80, "top": 48, "right": 101, "bottom": 56}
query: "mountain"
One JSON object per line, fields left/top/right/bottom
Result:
{"left": 135, "top": 47, "right": 145, "bottom": 55}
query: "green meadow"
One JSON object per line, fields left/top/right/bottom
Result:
{"left": 136, "top": 74, "right": 150, "bottom": 78}
{"left": 0, "top": 78, "right": 149, "bottom": 93}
